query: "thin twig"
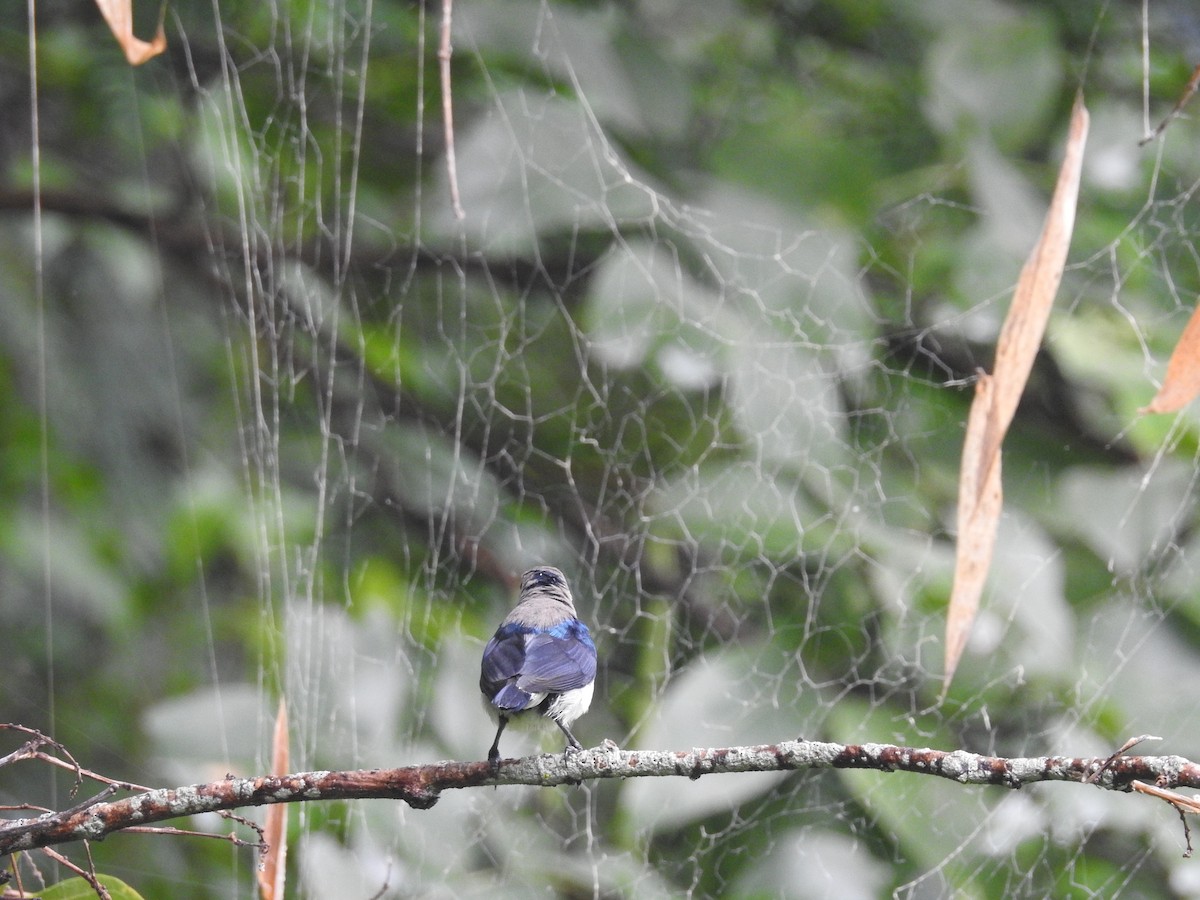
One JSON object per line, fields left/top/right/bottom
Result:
{"left": 365, "top": 860, "right": 394, "bottom": 900}
{"left": 30, "top": 752, "right": 148, "bottom": 794}
{"left": 121, "top": 825, "right": 263, "bottom": 850}
{"left": 0, "top": 725, "right": 83, "bottom": 797}
{"left": 217, "top": 809, "right": 265, "bottom": 844}
{"left": 41, "top": 847, "right": 109, "bottom": 900}
{"left": 1140, "top": 62, "right": 1200, "bottom": 145}
{"left": 54, "top": 785, "right": 120, "bottom": 820}
{"left": 1180, "top": 805, "right": 1193, "bottom": 858}
{"left": 1141, "top": 0, "right": 1151, "bottom": 137}
{"left": 1130, "top": 781, "right": 1200, "bottom": 857}
{"left": 1129, "top": 780, "right": 1200, "bottom": 814}
{"left": 439, "top": 0, "right": 465, "bottom": 219}
{"left": 1084, "top": 734, "right": 1160, "bottom": 784}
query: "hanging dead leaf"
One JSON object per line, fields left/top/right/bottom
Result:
{"left": 943, "top": 96, "right": 1089, "bottom": 696}
{"left": 943, "top": 371, "right": 1003, "bottom": 696}
{"left": 1141, "top": 299, "right": 1200, "bottom": 414}
{"left": 258, "top": 697, "right": 289, "bottom": 900}
{"left": 94, "top": 0, "right": 167, "bottom": 66}
{"left": 987, "top": 97, "right": 1090, "bottom": 445}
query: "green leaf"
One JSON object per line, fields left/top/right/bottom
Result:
{"left": 39, "top": 875, "right": 147, "bottom": 900}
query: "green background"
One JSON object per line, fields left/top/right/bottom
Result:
{"left": 3, "top": 0, "right": 1200, "bottom": 896}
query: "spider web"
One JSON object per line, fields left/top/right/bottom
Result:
{"left": 8, "top": 0, "right": 1200, "bottom": 897}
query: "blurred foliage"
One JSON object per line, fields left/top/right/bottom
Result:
{"left": 3, "top": 0, "right": 1200, "bottom": 896}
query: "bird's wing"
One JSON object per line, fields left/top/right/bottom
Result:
{"left": 479, "top": 631, "right": 526, "bottom": 698}
{"left": 515, "top": 630, "right": 597, "bottom": 694}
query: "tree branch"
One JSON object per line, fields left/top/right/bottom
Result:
{"left": 3, "top": 739, "right": 1198, "bottom": 857}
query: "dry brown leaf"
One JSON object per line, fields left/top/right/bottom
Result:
{"left": 943, "top": 97, "right": 1089, "bottom": 696}
{"left": 943, "top": 371, "right": 1003, "bottom": 696}
{"left": 1141, "top": 300, "right": 1200, "bottom": 414}
{"left": 987, "top": 97, "right": 1090, "bottom": 445}
{"left": 1130, "top": 780, "right": 1200, "bottom": 814}
{"left": 258, "top": 697, "right": 289, "bottom": 900}
{"left": 94, "top": 0, "right": 167, "bottom": 66}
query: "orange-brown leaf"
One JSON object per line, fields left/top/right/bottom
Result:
{"left": 943, "top": 97, "right": 1089, "bottom": 695}
{"left": 93, "top": 0, "right": 167, "bottom": 66}
{"left": 988, "top": 96, "right": 1089, "bottom": 444}
{"left": 1141, "top": 300, "right": 1200, "bottom": 414}
{"left": 944, "top": 372, "right": 1003, "bottom": 695}
{"left": 258, "top": 698, "right": 289, "bottom": 900}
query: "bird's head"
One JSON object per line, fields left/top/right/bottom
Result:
{"left": 519, "top": 566, "right": 575, "bottom": 611}
{"left": 522, "top": 566, "right": 566, "bottom": 591}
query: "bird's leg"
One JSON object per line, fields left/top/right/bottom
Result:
{"left": 555, "top": 720, "right": 583, "bottom": 753}
{"left": 488, "top": 716, "right": 509, "bottom": 767}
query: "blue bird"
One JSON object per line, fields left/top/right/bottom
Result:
{"left": 480, "top": 566, "right": 596, "bottom": 765}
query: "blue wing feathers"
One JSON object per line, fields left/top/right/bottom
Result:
{"left": 518, "top": 632, "right": 596, "bottom": 692}
{"left": 480, "top": 619, "right": 596, "bottom": 712}
{"left": 480, "top": 633, "right": 524, "bottom": 684}
{"left": 491, "top": 683, "right": 534, "bottom": 710}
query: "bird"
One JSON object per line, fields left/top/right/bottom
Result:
{"left": 479, "top": 566, "right": 596, "bottom": 766}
